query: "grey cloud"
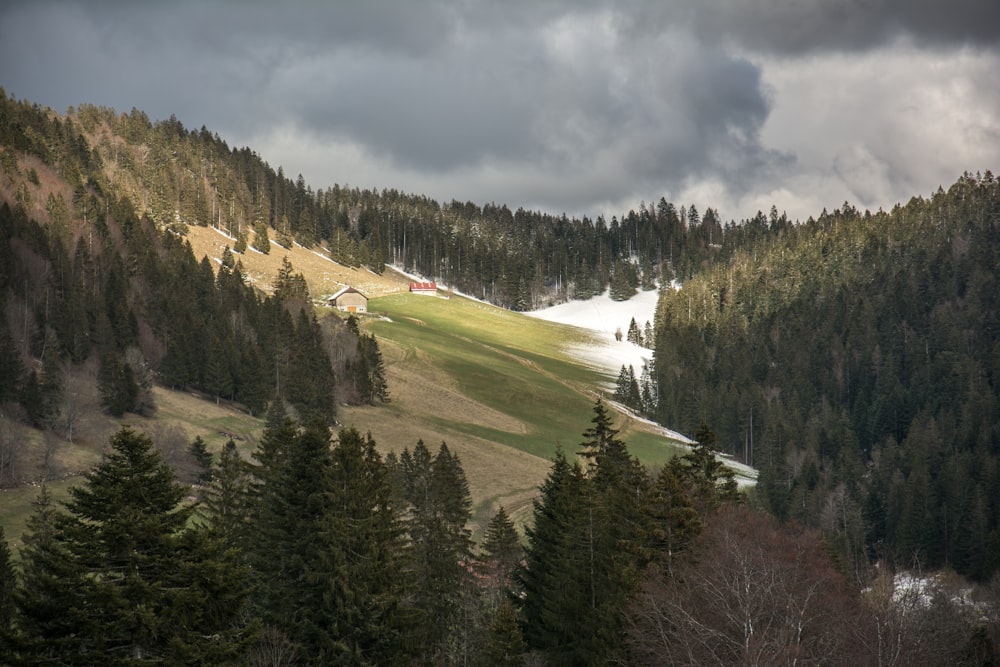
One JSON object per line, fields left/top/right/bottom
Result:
{"left": 2, "top": 0, "right": 997, "bottom": 222}
{"left": 622, "top": 0, "right": 1000, "bottom": 54}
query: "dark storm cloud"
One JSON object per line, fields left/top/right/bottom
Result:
{"left": 1, "top": 0, "right": 997, "bottom": 220}
{"left": 624, "top": 0, "right": 1000, "bottom": 54}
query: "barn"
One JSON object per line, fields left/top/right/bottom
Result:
{"left": 409, "top": 281, "right": 437, "bottom": 295}
{"left": 329, "top": 286, "right": 368, "bottom": 313}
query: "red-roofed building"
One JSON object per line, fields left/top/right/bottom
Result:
{"left": 409, "top": 281, "right": 437, "bottom": 295}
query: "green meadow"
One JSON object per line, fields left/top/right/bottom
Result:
{"left": 3, "top": 291, "right": 695, "bottom": 548}
{"left": 361, "top": 292, "right": 686, "bottom": 465}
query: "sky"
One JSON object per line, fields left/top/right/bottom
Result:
{"left": 2, "top": 0, "right": 998, "bottom": 222}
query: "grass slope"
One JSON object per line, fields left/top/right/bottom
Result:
{"left": 338, "top": 292, "right": 691, "bottom": 528}
{"left": 2, "top": 227, "right": 691, "bottom": 547}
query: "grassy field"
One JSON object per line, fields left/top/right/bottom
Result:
{"left": 1, "top": 231, "right": 695, "bottom": 549}
{"left": 334, "top": 292, "right": 692, "bottom": 531}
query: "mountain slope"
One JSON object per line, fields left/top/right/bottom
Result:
{"left": 652, "top": 174, "right": 1000, "bottom": 579}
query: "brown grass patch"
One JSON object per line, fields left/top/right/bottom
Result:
{"left": 183, "top": 225, "right": 410, "bottom": 300}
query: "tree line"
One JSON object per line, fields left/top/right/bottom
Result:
{"left": 4, "top": 402, "right": 996, "bottom": 664}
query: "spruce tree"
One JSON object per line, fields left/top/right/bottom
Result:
{"left": 97, "top": 349, "right": 139, "bottom": 416}
{"left": 579, "top": 399, "right": 653, "bottom": 661}
{"left": 16, "top": 429, "right": 252, "bottom": 664}
{"left": 315, "top": 427, "right": 407, "bottom": 664}
{"left": 252, "top": 220, "right": 270, "bottom": 254}
{"left": 483, "top": 600, "right": 526, "bottom": 667}
{"left": 477, "top": 506, "right": 523, "bottom": 608}
{"left": 400, "top": 441, "right": 474, "bottom": 660}
{"left": 15, "top": 487, "right": 87, "bottom": 662}
{"left": 0, "top": 526, "right": 18, "bottom": 664}
{"left": 676, "top": 421, "right": 740, "bottom": 509}
{"left": 518, "top": 450, "right": 594, "bottom": 663}
{"left": 202, "top": 439, "right": 252, "bottom": 549}
{"left": 647, "top": 463, "right": 701, "bottom": 576}
{"left": 248, "top": 418, "right": 331, "bottom": 652}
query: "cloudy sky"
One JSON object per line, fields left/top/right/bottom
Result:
{"left": 2, "top": 1, "right": 998, "bottom": 222}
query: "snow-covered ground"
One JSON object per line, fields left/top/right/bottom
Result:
{"left": 527, "top": 288, "right": 759, "bottom": 486}
{"left": 526, "top": 288, "right": 660, "bottom": 382}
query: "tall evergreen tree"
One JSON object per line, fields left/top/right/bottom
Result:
{"left": 315, "top": 427, "right": 407, "bottom": 664}
{"left": 675, "top": 421, "right": 740, "bottom": 509}
{"left": 477, "top": 506, "right": 523, "bottom": 608}
{"left": 16, "top": 429, "right": 252, "bottom": 664}
{"left": 247, "top": 418, "right": 334, "bottom": 659}
{"left": 518, "top": 449, "right": 596, "bottom": 664}
{"left": 398, "top": 440, "right": 474, "bottom": 661}
{"left": 0, "top": 526, "right": 18, "bottom": 664}
{"left": 202, "top": 439, "right": 252, "bottom": 550}
{"left": 14, "top": 486, "right": 85, "bottom": 662}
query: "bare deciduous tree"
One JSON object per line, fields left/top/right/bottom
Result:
{"left": 626, "top": 506, "right": 864, "bottom": 666}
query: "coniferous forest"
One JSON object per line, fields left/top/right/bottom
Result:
{"left": 2, "top": 90, "right": 1000, "bottom": 663}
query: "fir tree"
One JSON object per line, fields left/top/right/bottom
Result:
{"left": 0, "top": 318, "right": 23, "bottom": 404}
{"left": 189, "top": 435, "right": 214, "bottom": 483}
{"left": 400, "top": 440, "right": 474, "bottom": 660}
{"left": 252, "top": 220, "right": 270, "bottom": 254}
{"left": 16, "top": 430, "right": 252, "bottom": 664}
{"left": 97, "top": 349, "right": 139, "bottom": 416}
{"left": 14, "top": 487, "right": 86, "bottom": 662}
{"left": 315, "top": 427, "right": 407, "bottom": 664}
{"left": 202, "top": 439, "right": 252, "bottom": 549}
{"left": 518, "top": 450, "right": 595, "bottom": 663}
{"left": 627, "top": 316, "right": 643, "bottom": 345}
{"left": 647, "top": 462, "right": 701, "bottom": 576}
{"left": 675, "top": 421, "right": 740, "bottom": 509}
{"left": 483, "top": 600, "right": 526, "bottom": 667}
{"left": 477, "top": 506, "right": 523, "bottom": 608}
{"left": 0, "top": 526, "right": 18, "bottom": 664}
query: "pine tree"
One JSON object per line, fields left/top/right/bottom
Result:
{"left": 477, "top": 506, "right": 523, "bottom": 608}
{"left": 189, "top": 435, "right": 214, "bottom": 483}
{"left": 202, "top": 439, "right": 252, "bottom": 549}
{"left": 19, "top": 369, "right": 45, "bottom": 427}
{"left": 0, "top": 526, "right": 18, "bottom": 664}
{"left": 352, "top": 332, "right": 389, "bottom": 405}
{"left": 252, "top": 220, "right": 270, "bottom": 254}
{"left": 518, "top": 450, "right": 595, "bottom": 663}
{"left": 483, "top": 600, "right": 526, "bottom": 667}
{"left": 248, "top": 417, "right": 325, "bottom": 638}
{"left": 220, "top": 244, "right": 235, "bottom": 271}
{"left": 0, "top": 318, "right": 23, "bottom": 404}
{"left": 16, "top": 429, "right": 252, "bottom": 664}
{"left": 627, "top": 317, "right": 643, "bottom": 345}
{"left": 15, "top": 487, "right": 87, "bottom": 662}
{"left": 647, "top": 463, "right": 701, "bottom": 576}
{"left": 610, "top": 259, "right": 638, "bottom": 301}
{"left": 97, "top": 349, "right": 139, "bottom": 416}
{"left": 675, "top": 421, "right": 740, "bottom": 509}
{"left": 315, "top": 427, "right": 407, "bottom": 664}
{"left": 579, "top": 399, "right": 654, "bottom": 659}
{"left": 400, "top": 440, "right": 475, "bottom": 660}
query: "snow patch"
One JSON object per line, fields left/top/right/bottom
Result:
{"left": 526, "top": 288, "right": 660, "bottom": 378}
{"left": 210, "top": 225, "right": 236, "bottom": 242}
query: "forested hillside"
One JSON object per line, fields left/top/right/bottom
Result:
{"left": 653, "top": 173, "right": 1000, "bottom": 580}
{"left": 0, "top": 90, "right": 753, "bottom": 310}
{"left": 2, "top": 90, "right": 1000, "bottom": 663}
{"left": 0, "top": 92, "right": 392, "bottom": 486}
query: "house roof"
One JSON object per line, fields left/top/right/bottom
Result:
{"left": 329, "top": 286, "right": 367, "bottom": 300}
{"left": 409, "top": 281, "right": 437, "bottom": 291}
